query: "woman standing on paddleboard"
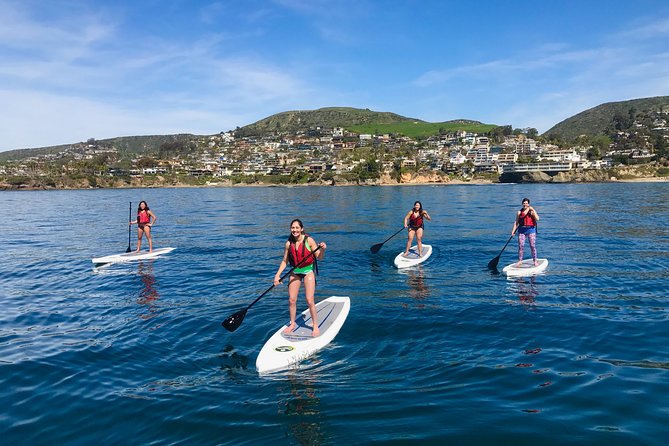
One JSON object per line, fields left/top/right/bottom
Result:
{"left": 511, "top": 197, "right": 540, "bottom": 266}
{"left": 403, "top": 201, "right": 431, "bottom": 257}
{"left": 274, "top": 219, "right": 327, "bottom": 337}
{"left": 129, "top": 200, "right": 157, "bottom": 252}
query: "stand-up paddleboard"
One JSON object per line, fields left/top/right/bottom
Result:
{"left": 256, "top": 296, "right": 350, "bottom": 374}
{"left": 393, "top": 244, "right": 432, "bottom": 269}
{"left": 502, "top": 258, "right": 548, "bottom": 277}
{"left": 92, "top": 247, "right": 176, "bottom": 265}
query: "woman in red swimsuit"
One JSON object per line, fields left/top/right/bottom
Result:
{"left": 403, "top": 201, "right": 431, "bottom": 257}
{"left": 129, "top": 200, "right": 157, "bottom": 252}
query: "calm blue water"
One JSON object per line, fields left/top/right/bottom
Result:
{"left": 1, "top": 183, "right": 668, "bottom": 445}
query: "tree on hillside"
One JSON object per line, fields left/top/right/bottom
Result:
{"left": 652, "top": 133, "right": 668, "bottom": 158}
{"left": 137, "top": 157, "right": 157, "bottom": 168}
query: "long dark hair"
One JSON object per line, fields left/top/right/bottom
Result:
{"left": 412, "top": 201, "right": 423, "bottom": 214}
{"left": 289, "top": 219, "right": 304, "bottom": 243}
{"left": 137, "top": 201, "right": 150, "bottom": 213}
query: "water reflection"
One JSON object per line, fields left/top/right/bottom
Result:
{"left": 399, "top": 266, "right": 430, "bottom": 301}
{"left": 278, "top": 374, "right": 326, "bottom": 446}
{"left": 136, "top": 261, "right": 160, "bottom": 319}
{"left": 509, "top": 276, "right": 539, "bottom": 309}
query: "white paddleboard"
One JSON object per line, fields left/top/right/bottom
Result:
{"left": 393, "top": 244, "right": 432, "bottom": 269}
{"left": 92, "top": 247, "right": 176, "bottom": 264}
{"left": 502, "top": 258, "right": 548, "bottom": 277}
{"left": 256, "top": 296, "right": 350, "bottom": 374}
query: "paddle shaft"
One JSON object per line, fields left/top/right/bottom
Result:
{"left": 242, "top": 245, "right": 323, "bottom": 313}
{"left": 370, "top": 226, "right": 405, "bottom": 253}
{"left": 126, "top": 202, "right": 132, "bottom": 252}
{"left": 488, "top": 228, "right": 517, "bottom": 270}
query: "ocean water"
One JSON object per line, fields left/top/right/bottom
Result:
{"left": 1, "top": 183, "right": 668, "bottom": 445}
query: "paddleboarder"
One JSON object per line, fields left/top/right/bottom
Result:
{"left": 403, "top": 201, "right": 431, "bottom": 257}
{"left": 274, "top": 219, "right": 327, "bottom": 337}
{"left": 511, "top": 197, "right": 540, "bottom": 266}
{"left": 129, "top": 200, "right": 157, "bottom": 252}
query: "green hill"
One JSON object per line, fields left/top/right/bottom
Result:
{"left": 238, "top": 107, "right": 497, "bottom": 138}
{"left": 236, "top": 107, "right": 422, "bottom": 136}
{"left": 0, "top": 134, "right": 196, "bottom": 162}
{"left": 543, "top": 96, "right": 669, "bottom": 142}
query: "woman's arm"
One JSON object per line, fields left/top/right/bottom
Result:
{"left": 274, "top": 242, "right": 290, "bottom": 285}
{"left": 404, "top": 211, "right": 412, "bottom": 227}
{"left": 308, "top": 237, "right": 326, "bottom": 260}
{"left": 422, "top": 211, "right": 431, "bottom": 221}
{"left": 511, "top": 211, "right": 520, "bottom": 234}
{"left": 148, "top": 211, "right": 157, "bottom": 225}
{"left": 530, "top": 207, "right": 539, "bottom": 222}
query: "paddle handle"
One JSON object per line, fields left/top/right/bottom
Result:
{"left": 244, "top": 245, "right": 323, "bottom": 312}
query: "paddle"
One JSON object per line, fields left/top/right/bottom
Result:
{"left": 126, "top": 202, "right": 132, "bottom": 253}
{"left": 370, "top": 226, "right": 405, "bottom": 253}
{"left": 222, "top": 245, "right": 323, "bottom": 332}
{"left": 487, "top": 229, "right": 517, "bottom": 270}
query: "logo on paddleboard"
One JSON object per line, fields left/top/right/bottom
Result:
{"left": 275, "top": 346, "right": 294, "bottom": 352}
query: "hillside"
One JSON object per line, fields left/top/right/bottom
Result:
{"left": 1, "top": 106, "right": 496, "bottom": 162}
{"left": 348, "top": 119, "right": 497, "bottom": 139}
{"left": 543, "top": 96, "right": 669, "bottom": 142}
{"left": 236, "top": 107, "right": 422, "bottom": 136}
{"left": 0, "top": 134, "right": 196, "bottom": 162}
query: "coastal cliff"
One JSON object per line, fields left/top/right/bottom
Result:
{"left": 499, "top": 164, "right": 669, "bottom": 183}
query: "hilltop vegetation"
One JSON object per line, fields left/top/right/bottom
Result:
{"left": 236, "top": 107, "right": 423, "bottom": 136}
{"left": 348, "top": 120, "right": 497, "bottom": 139}
{"left": 544, "top": 96, "right": 669, "bottom": 142}
{"left": 0, "top": 134, "right": 196, "bottom": 162}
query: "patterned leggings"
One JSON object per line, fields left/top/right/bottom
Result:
{"left": 518, "top": 232, "right": 537, "bottom": 261}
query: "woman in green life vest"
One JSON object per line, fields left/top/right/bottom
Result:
{"left": 274, "top": 219, "right": 327, "bottom": 337}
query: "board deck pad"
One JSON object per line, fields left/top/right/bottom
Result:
{"left": 394, "top": 244, "right": 432, "bottom": 269}
{"left": 502, "top": 258, "right": 548, "bottom": 276}
{"left": 92, "top": 247, "right": 176, "bottom": 264}
{"left": 281, "top": 299, "right": 344, "bottom": 341}
{"left": 256, "top": 296, "right": 350, "bottom": 374}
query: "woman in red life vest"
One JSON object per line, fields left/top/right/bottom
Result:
{"left": 129, "top": 200, "right": 157, "bottom": 252}
{"left": 273, "top": 219, "right": 327, "bottom": 337}
{"left": 403, "top": 201, "right": 432, "bottom": 257}
{"left": 511, "top": 197, "right": 540, "bottom": 266}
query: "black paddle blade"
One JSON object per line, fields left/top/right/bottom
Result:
{"left": 126, "top": 246, "right": 131, "bottom": 253}
{"left": 487, "top": 256, "right": 500, "bottom": 271}
{"left": 370, "top": 243, "right": 383, "bottom": 254}
{"left": 222, "top": 309, "right": 247, "bottom": 332}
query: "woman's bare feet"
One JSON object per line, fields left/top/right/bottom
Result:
{"left": 312, "top": 326, "right": 320, "bottom": 337}
{"left": 516, "top": 261, "right": 523, "bottom": 267}
{"left": 534, "top": 260, "right": 539, "bottom": 266}
{"left": 283, "top": 322, "right": 296, "bottom": 334}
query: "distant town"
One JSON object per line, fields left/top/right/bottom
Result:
{"left": 2, "top": 108, "right": 668, "bottom": 189}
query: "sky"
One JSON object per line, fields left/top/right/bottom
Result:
{"left": 1, "top": 0, "right": 669, "bottom": 151}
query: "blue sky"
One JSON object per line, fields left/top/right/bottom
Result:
{"left": 2, "top": 0, "right": 669, "bottom": 151}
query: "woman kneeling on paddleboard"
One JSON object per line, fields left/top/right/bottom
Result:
{"left": 511, "top": 197, "right": 540, "bottom": 266}
{"left": 274, "top": 219, "right": 327, "bottom": 337}
{"left": 403, "top": 201, "right": 431, "bottom": 257}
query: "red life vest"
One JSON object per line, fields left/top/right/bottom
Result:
{"left": 137, "top": 211, "right": 150, "bottom": 224}
{"left": 518, "top": 210, "right": 535, "bottom": 227}
{"left": 288, "top": 234, "right": 315, "bottom": 268}
{"left": 409, "top": 211, "right": 424, "bottom": 229}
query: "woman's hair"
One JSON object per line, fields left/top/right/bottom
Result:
{"left": 413, "top": 201, "right": 423, "bottom": 213}
{"left": 137, "top": 201, "right": 150, "bottom": 213}
{"left": 522, "top": 198, "right": 530, "bottom": 204}
{"left": 289, "top": 219, "right": 304, "bottom": 242}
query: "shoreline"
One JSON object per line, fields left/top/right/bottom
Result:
{"left": 2, "top": 176, "right": 668, "bottom": 191}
